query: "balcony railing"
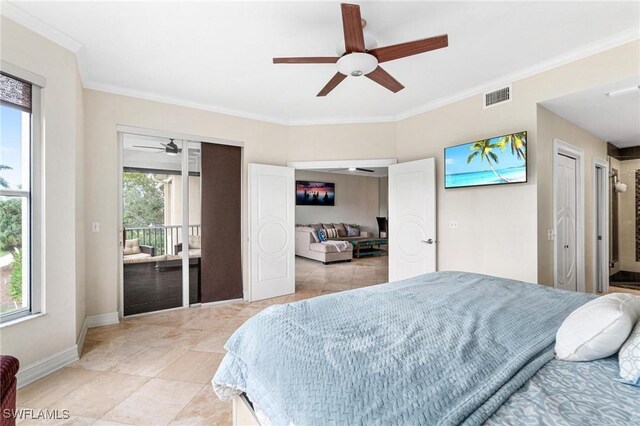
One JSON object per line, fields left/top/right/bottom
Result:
{"left": 124, "top": 225, "right": 201, "bottom": 256}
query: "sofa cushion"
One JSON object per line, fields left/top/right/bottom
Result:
{"left": 321, "top": 223, "right": 334, "bottom": 230}
{"left": 326, "top": 228, "right": 338, "bottom": 239}
{"left": 333, "top": 223, "right": 347, "bottom": 237}
{"left": 123, "top": 254, "right": 166, "bottom": 264}
{"left": 188, "top": 235, "right": 201, "bottom": 249}
{"left": 123, "top": 238, "right": 141, "bottom": 255}
{"left": 297, "top": 226, "right": 319, "bottom": 243}
{"left": 310, "top": 242, "right": 353, "bottom": 253}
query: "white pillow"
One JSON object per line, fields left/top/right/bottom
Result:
{"left": 555, "top": 293, "right": 640, "bottom": 361}
{"left": 619, "top": 320, "right": 640, "bottom": 386}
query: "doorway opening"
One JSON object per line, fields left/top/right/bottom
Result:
{"left": 291, "top": 163, "right": 391, "bottom": 296}
{"left": 608, "top": 145, "right": 640, "bottom": 293}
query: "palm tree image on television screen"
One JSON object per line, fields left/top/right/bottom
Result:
{"left": 444, "top": 131, "right": 527, "bottom": 189}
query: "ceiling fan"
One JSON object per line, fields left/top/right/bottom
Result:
{"left": 273, "top": 3, "right": 448, "bottom": 96}
{"left": 133, "top": 138, "right": 182, "bottom": 156}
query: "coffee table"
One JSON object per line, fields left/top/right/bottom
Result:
{"left": 350, "top": 238, "right": 388, "bottom": 259}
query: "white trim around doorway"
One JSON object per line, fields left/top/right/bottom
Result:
{"left": 552, "top": 139, "right": 585, "bottom": 293}
{"left": 593, "top": 157, "right": 609, "bottom": 294}
{"left": 287, "top": 158, "right": 397, "bottom": 170}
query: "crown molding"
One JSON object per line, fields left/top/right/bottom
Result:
{"left": 3, "top": 1, "right": 638, "bottom": 126}
{"left": 395, "top": 26, "right": 640, "bottom": 121}
{"left": 1, "top": 2, "right": 83, "bottom": 52}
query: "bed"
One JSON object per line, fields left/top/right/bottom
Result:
{"left": 213, "top": 271, "right": 640, "bottom": 425}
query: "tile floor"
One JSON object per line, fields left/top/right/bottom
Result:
{"left": 16, "top": 256, "right": 388, "bottom": 426}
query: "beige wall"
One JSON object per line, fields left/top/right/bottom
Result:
{"left": 618, "top": 159, "right": 640, "bottom": 273}
{"left": 295, "top": 170, "right": 380, "bottom": 234}
{"left": 0, "top": 17, "right": 84, "bottom": 368}
{"left": 397, "top": 40, "right": 639, "bottom": 284}
{"left": 536, "top": 106, "right": 608, "bottom": 292}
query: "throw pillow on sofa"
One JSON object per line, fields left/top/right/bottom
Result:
{"left": 325, "top": 228, "right": 338, "bottom": 239}
{"left": 345, "top": 224, "right": 360, "bottom": 237}
{"left": 317, "top": 228, "right": 328, "bottom": 242}
{"left": 333, "top": 223, "right": 347, "bottom": 237}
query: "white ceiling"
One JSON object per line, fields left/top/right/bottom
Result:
{"left": 541, "top": 76, "right": 640, "bottom": 148}
{"left": 5, "top": 1, "right": 640, "bottom": 124}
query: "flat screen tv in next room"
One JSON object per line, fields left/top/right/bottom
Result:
{"left": 444, "top": 131, "right": 527, "bottom": 189}
{"left": 296, "top": 181, "right": 335, "bottom": 206}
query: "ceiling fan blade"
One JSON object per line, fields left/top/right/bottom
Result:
{"left": 369, "top": 34, "right": 448, "bottom": 63}
{"left": 356, "top": 168, "right": 375, "bottom": 173}
{"left": 341, "top": 3, "right": 365, "bottom": 53}
{"left": 273, "top": 57, "right": 340, "bottom": 64}
{"left": 317, "top": 72, "right": 347, "bottom": 97}
{"left": 132, "top": 145, "right": 163, "bottom": 150}
{"left": 365, "top": 66, "right": 404, "bottom": 93}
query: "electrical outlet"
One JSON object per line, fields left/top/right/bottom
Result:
{"left": 91, "top": 221, "right": 100, "bottom": 232}
{"left": 547, "top": 229, "right": 555, "bottom": 241}
{"left": 449, "top": 220, "right": 459, "bottom": 230}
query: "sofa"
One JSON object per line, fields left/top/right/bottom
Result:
{"left": 295, "top": 223, "right": 371, "bottom": 264}
{"left": 1, "top": 355, "right": 19, "bottom": 426}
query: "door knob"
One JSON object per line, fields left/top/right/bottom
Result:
{"left": 421, "top": 239, "right": 435, "bottom": 245}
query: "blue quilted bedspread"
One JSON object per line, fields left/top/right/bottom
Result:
{"left": 213, "top": 271, "right": 594, "bottom": 425}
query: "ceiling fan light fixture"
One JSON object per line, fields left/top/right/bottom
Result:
{"left": 337, "top": 53, "right": 378, "bottom": 77}
{"left": 348, "top": 167, "right": 357, "bottom": 171}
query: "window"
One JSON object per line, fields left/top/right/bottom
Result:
{"left": 0, "top": 69, "right": 42, "bottom": 323}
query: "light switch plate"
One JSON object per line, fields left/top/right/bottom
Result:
{"left": 91, "top": 222, "right": 100, "bottom": 232}
{"left": 449, "top": 220, "right": 459, "bottom": 230}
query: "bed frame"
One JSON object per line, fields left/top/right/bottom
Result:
{"left": 233, "top": 395, "right": 261, "bottom": 426}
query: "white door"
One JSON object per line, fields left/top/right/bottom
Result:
{"left": 249, "top": 164, "right": 295, "bottom": 301}
{"left": 388, "top": 158, "right": 437, "bottom": 281}
{"left": 555, "top": 154, "right": 578, "bottom": 291}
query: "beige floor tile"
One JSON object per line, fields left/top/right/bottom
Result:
{"left": 17, "top": 414, "right": 97, "bottom": 425}
{"left": 191, "top": 330, "right": 233, "bottom": 354}
{"left": 157, "top": 351, "right": 225, "bottom": 384}
{"left": 149, "top": 328, "right": 213, "bottom": 349}
{"left": 169, "top": 384, "right": 231, "bottom": 426}
{"left": 110, "top": 347, "right": 188, "bottom": 377}
{"left": 18, "top": 368, "right": 102, "bottom": 408}
{"left": 46, "top": 373, "right": 149, "bottom": 419}
{"left": 101, "top": 379, "right": 202, "bottom": 426}
{"left": 17, "top": 256, "right": 386, "bottom": 425}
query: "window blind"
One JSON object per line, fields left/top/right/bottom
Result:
{"left": 0, "top": 73, "right": 32, "bottom": 112}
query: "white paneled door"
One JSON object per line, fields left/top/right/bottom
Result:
{"left": 388, "top": 158, "right": 437, "bottom": 281}
{"left": 555, "top": 154, "right": 578, "bottom": 292}
{"left": 249, "top": 164, "right": 295, "bottom": 301}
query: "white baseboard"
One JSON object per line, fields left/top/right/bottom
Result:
{"left": 16, "top": 345, "right": 79, "bottom": 389}
{"left": 76, "top": 317, "right": 88, "bottom": 357}
{"left": 86, "top": 312, "right": 120, "bottom": 328}
{"left": 200, "top": 298, "right": 244, "bottom": 308}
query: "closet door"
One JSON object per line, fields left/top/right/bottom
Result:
{"left": 200, "top": 143, "right": 243, "bottom": 303}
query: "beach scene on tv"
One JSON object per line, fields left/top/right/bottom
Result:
{"left": 445, "top": 131, "right": 527, "bottom": 188}
{"left": 296, "top": 181, "right": 335, "bottom": 206}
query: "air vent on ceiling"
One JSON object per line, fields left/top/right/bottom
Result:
{"left": 483, "top": 85, "right": 511, "bottom": 109}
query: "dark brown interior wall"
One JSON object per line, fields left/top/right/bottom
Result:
{"left": 200, "top": 143, "right": 243, "bottom": 302}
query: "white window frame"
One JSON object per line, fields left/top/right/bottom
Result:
{"left": 0, "top": 61, "right": 44, "bottom": 325}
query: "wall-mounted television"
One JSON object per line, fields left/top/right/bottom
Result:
{"left": 444, "top": 131, "right": 527, "bottom": 189}
{"left": 296, "top": 181, "right": 335, "bottom": 206}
